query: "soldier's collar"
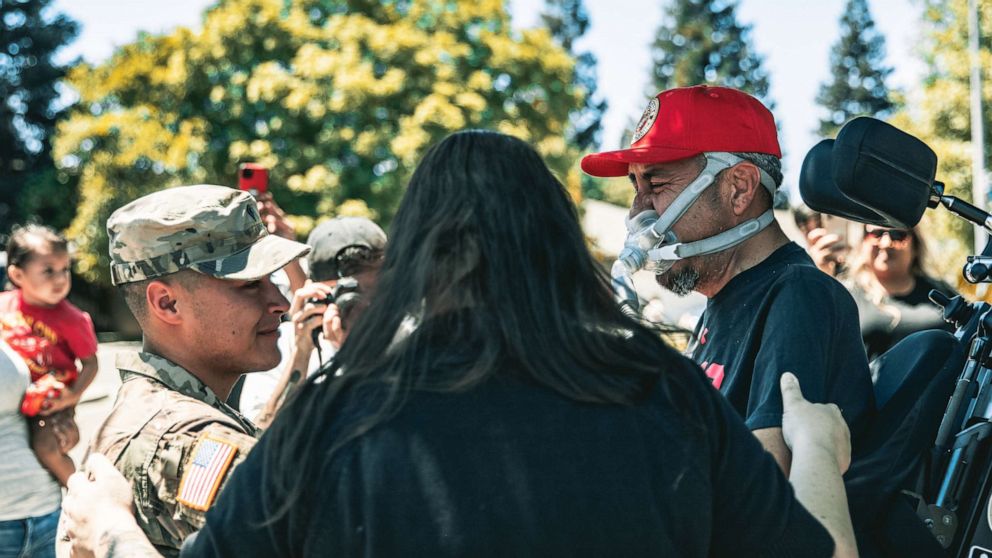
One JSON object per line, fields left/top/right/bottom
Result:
{"left": 117, "top": 351, "right": 259, "bottom": 436}
{"left": 117, "top": 351, "right": 223, "bottom": 405}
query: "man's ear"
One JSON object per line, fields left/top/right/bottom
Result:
{"left": 145, "top": 280, "right": 182, "bottom": 325}
{"left": 727, "top": 162, "right": 763, "bottom": 216}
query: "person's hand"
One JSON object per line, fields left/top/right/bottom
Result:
{"left": 256, "top": 192, "right": 296, "bottom": 240}
{"left": 322, "top": 302, "right": 346, "bottom": 349}
{"left": 64, "top": 454, "right": 137, "bottom": 558}
{"left": 52, "top": 413, "right": 80, "bottom": 453}
{"left": 806, "top": 228, "right": 847, "bottom": 277}
{"left": 289, "top": 281, "right": 335, "bottom": 354}
{"left": 780, "top": 372, "right": 851, "bottom": 474}
{"left": 37, "top": 381, "right": 79, "bottom": 416}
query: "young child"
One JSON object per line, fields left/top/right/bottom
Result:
{"left": 0, "top": 225, "right": 98, "bottom": 485}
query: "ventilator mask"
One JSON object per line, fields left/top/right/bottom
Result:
{"left": 617, "top": 152, "right": 778, "bottom": 277}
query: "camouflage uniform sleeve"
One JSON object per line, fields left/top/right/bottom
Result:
{"left": 135, "top": 422, "right": 257, "bottom": 551}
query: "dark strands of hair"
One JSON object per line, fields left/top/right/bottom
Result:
{"left": 5, "top": 225, "right": 70, "bottom": 289}
{"left": 259, "top": 130, "right": 700, "bottom": 524}
{"left": 6, "top": 224, "right": 69, "bottom": 268}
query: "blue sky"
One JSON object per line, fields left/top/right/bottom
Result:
{"left": 54, "top": 0, "right": 923, "bottom": 198}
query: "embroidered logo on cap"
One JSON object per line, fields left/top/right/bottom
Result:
{"left": 177, "top": 435, "right": 238, "bottom": 511}
{"left": 631, "top": 97, "right": 660, "bottom": 145}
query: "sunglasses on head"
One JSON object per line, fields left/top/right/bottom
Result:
{"left": 865, "top": 229, "right": 910, "bottom": 242}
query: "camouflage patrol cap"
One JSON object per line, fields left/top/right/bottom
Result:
{"left": 107, "top": 184, "right": 310, "bottom": 286}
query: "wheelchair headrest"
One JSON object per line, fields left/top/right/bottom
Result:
{"left": 799, "top": 117, "right": 936, "bottom": 229}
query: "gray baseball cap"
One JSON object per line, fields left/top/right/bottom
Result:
{"left": 307, "top": 217, "right": 386, "bottom": 281}
{"left": 107, "top": 184, "right": 310, "bottom": 286}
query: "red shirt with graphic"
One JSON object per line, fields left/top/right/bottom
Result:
{"left": 0, "top": 290, "right": 97, "bottom": 385}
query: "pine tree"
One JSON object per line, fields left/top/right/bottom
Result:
{"left": 650, "top": 0, "right": 771, "bottom": 104}
{"left": 888, "top": 0, "right": 988, "bottom": 283}
{"left": 0, "top": 0, "right": 78, "bottom": 232}
{"left": 816, "top": 0, "right": 894, "bottom": 137}
{"left": 541, "top": 0, "right": 607, "bottom": 150}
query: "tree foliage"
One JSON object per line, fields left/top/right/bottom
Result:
{"left": 649, "top": 0, "right": 771, "bottom": 104}
{"left": 56, "top": 0, "right": 584, "bottom": 284}
{"left": 541, "top": 0, "right": 607, "bottom": 203}
{"left": 0, "top": 0, "right": 78, "bottom": 232}
{"left": 541, "top": 0, "right": 606, "bottom": 150}
{"left": 816, "top": 0, "right": 894, "bottom": 137}
{"left": 889, "top": 0, "right": 991, "bottom": 281}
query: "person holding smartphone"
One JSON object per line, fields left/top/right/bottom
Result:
{"left": 793, "top": 206, "right": 850, "bottom": 278}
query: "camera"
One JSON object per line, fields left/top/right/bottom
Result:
{"left": 307, "top": 277, "right": 362, "bottom": 345}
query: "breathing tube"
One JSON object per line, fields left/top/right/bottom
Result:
{"left": 615, "top": 152, "right": 777, "bottom": 311}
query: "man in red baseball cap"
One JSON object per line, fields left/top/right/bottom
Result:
{"left": 583, "top": 85, "right": 873, "bottom": 479}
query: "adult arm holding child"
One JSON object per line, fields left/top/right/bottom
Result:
{"left": 41, "top": 354, "right": 98, "bottom": 414}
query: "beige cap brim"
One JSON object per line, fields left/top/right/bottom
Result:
{"left": 191, "top": 234, "right": 311, "bottom": 281}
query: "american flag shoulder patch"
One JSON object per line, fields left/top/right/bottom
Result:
{"left": 176, "top": 434, "right": 239, "bottom": 511}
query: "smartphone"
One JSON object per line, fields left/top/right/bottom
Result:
{"left": 238, "top": 163, "right": 269, "bottom": 196}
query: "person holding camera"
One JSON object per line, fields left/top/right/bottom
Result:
{"left": 242, "top": 217, "right": 386, "bottom": 428}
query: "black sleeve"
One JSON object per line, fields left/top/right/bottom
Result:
{"left": 745, "top": 274, "right": 871, "bottom": 432}
{"left": 178, "top": 431, "right": 285, "bottom": 558}
{"left": 684, "top": 361, "right": 836, "bottom": 557}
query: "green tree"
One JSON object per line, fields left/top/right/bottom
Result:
{"left": 0, "top": 0, "right": 78, "bottom": 232}
{"left": 541, "top": 0, "right": 608, "bottom": 202}
{"left": 649, "top": 0, "right": 771, "bottom": 104}
{"left": 56, "top": 0, "right": 584, "bottom": 284}
{"left": 816, "top": 0, "right": 894, "bottom": 137}
{"left": 889, "top": 0, "right": 987, "bottom": 283}
{"left": 541, "top": 0, "right": 606, "bottom": 150}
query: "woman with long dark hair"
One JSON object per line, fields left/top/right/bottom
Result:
{"left": 64, "top": 131, "right": 855, "bottom": 557}
{"left": 847, "top": 225, "right": 955, "bottom": 363}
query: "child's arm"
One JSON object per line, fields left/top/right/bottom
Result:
{"left": 43, "top": 355, "right": 98, "bottom": 414}
{"left": 69, "top": 354, "right": 99, "bottom": 401}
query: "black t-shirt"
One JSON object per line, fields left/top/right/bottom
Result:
{"left": 182, "top": 357, "right": 833, "bottom": 557}
{"left": 855, "top": 274, "right": 956, "bottom": 361}
{"left": 690, "top": 242, "right": 874, "bottom": 442}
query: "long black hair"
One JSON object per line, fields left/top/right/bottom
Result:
{"left": 261, "top": 130, "right": 696, "bottom": 521}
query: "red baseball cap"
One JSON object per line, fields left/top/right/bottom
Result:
{"left": 581, "top": 85, "right": 781, "bottom": 178}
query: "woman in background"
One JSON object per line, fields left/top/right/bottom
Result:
{"left": 798, "top": 208, "right": 956, "bottom": 364}
{"left": 848, "top": 225, "right": 954, "bottom": 363}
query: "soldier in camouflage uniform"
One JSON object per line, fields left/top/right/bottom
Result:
{"left": 88, "top": 184, "right": 310, "bottom": 557}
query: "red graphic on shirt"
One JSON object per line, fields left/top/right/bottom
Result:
{"left": 0, "top": 310, "right": 76, "bottom": 383}
{"left": 699, "top": 327, "right": 709, "bottom": 345}
{"left": 701, "top": 361, "right": 726, "bottom": 389}
{"left": 0, "top": 292, "right": 96, "bottom": 387}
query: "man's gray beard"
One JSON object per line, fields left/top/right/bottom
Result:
{"left": 660, "top": 267, "right": 700, "bottom": 297}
